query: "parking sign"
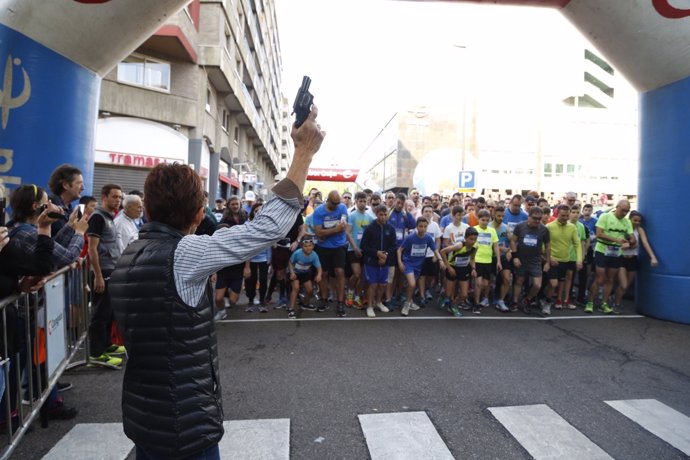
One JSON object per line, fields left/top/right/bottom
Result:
{"left": 458, "top": 171, "right": 475, "bottom": 190}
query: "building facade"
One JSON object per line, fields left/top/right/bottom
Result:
{"left": 94, "top": 0, "right": 292, "bottom": 200}
{"left": 359, "top": 48, "right": 639, "bottom": 203}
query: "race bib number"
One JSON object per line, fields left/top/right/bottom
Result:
{"left": 294, "top": 263, "right": 310, "bottom": 272}
{"left": 323, "top": 218, "right": 337, "bottom": 229}
{"left": 454, "top": 255, "right": 470, "bottom": 267}
{"left": 396, "top": 230, "right": 404, "bottom": 241}
{"left": 604, "top": 245, "right": 620, "bottom": 257}
{"left": 507, "top": 222, "right": 517, "bottom": 232}
{"left": 411, "top": 244, "right": 427, "bottom": 257}
{"left": 523, "top": 235, "right": 538, "bottom": 247}
{"left": 478, "top": 233, "right": 492, "bottom": 246}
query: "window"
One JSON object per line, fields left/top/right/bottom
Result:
{"left": 117, "top": 54, "right": 171, "bottom": 92}
{"left": 206, "top": 88, "right": 212, "bottom": 112}
{"left": 567, "top": 164, "right": 575, "bottom": 177}
{"left": 543, "top": 164, "right": 552, "bottom": 177}
{"left": 225, "top": 30, "right": 233, "bottom": 55}
{"left": 222, "top": 110, "right": 229, "bottom": 132}
{"left": 234, "top": 126, "right": 239, "bottom": 143}
{"left": 555, "top": 164, "right": 564, "bottom": 176}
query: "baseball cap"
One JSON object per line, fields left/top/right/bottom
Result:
{"left": 525, "top": 195, "right": 537, "bottom": 203}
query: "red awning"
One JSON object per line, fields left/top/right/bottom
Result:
{"left": 219, "top": 175, "right": 241, "bottom": 188}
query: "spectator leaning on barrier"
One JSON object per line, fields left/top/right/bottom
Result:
{"left": 109, "top": 105, "right": 325, "bottom": 459}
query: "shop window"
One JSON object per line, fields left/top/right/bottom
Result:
{"left": 555, "top": 164, "right": 564, "bottom": 176}
{"left": 117, "top": 54, "right": 171, "bottom": 92}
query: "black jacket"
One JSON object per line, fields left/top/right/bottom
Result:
{"left": 110, "top": 222, "right": 223, "bottom": 459}
{"left": 0, "top": 235, "right": 55, "bottom": 297}
{"left": 360, "top": 221, "right": 398, "bottom": 266}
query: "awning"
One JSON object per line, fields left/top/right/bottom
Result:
{"left": 219, "top": 174, "right": 241, "bottom": 188}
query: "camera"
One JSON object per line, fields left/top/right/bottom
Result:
{"left": 36, "top": 203, "right": 63, "bottom": 219}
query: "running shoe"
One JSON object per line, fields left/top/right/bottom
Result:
{"left": 301, "top": 303, "right": 317, "bottom": 311}
{"left": 479, "top": 297, "right": 490, "bottom": 308}
{"left": 366, "top": 307, "right": 375, "bottom": 318}
{"left": 88, "top": 354, "right": 123, "bottom": 368}
{"left": 287, "top": 309, "right": 296, "bottom": 319}
{"left": 449, "top": 305, "right": 462, "bottom": 317}
{"left": 376, "top": 302, "right": 390, "bottom": 313}
{"left": 214, "top": 309, "right": 228, "bottom": 321}
{"left": 565, "top": 298, "right": 577, "bottom": 310}
{"left": 336, "top": 302, "right": 347, "bottom": 317}
{"left": 408, "top": 301, "right": 421, "bottom": 311}
{"left": 258, "top": 304, "right": 268, "bottom": 313}
{"left": 495, "top": 300, "right": 509, "bottom": 312}
{"left": 472, "top": 305, "right": 482, "bottom": 315}
{"left": 401, "top": 301, "right": 411, "bottom": 317}
{"left": 599, "top": 302, "right": 613, "bottom": 314}
{"left": 245, "top": 305, "right": 255, "bottom": 313}
{"left": 104, "top": 344, "right": 126, "bottom": 355}
{"left": 521, "top": 298, "right": 532, "bottom": 315}
{"left": 541, "top": 303, "right": 551, "bottom": 316}
{"left": 425, "top": 290, "right": 434, "bottom": 301}
{"left": 584, "top": 301, "right": 594, "bottom": 313}
{"left": 278, "top": 297, "right": 288, "bottom": 309}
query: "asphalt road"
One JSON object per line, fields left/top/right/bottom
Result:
{"left": 12, "top": 305, "right": 690, "bottom": 459}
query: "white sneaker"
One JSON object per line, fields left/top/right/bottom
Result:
{"left": 401, "top": 302, "right": 410, "bottom": 316}
{"left": 376, "top": 302, "right": 390, "bottom": 313}
{"left": 408, "top": 301, "right": 421, "bottom": 311}
{"left": 541, "top": 303, "right": 551, "bottom": 315}
{"left": 214, "top": 309, "right": 227, "bottom": 321}
{"left": 496, "top": 300, "right": 509, "bottom": 312}
{"left": 366, "top": 307, "right": 376, "bottom": 318}
{"left": 479, "top": 297, "right": 490, "bottom": 307}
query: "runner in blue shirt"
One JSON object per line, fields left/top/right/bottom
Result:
{"left": 286, "top": 236, "right": 322, "bottom": 318}
{"left": 397, "top": 217, "right": 444, "bottom": 317}
{"left": 346, "top": 191, "right": 374, "bottom": 308}
{"left": 312, "top": 190, "right": 349, "bottom": 316}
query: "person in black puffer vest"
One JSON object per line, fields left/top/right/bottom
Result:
{"left": 110, "top": 106, "right": 325, "bottom": 459}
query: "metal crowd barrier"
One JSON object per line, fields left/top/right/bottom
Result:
{"left": 0, "top": 259, "right": 90, "bottom": 460}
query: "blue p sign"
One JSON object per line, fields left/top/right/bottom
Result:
{"left": 459, "top": 171, "right": 475, "bottom": 188}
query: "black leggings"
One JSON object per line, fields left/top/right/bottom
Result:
{"left": 245, "top": 262, "right": 269, "bottom": 304}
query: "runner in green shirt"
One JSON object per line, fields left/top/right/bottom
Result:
{"left": 544, "top": 205, "right": 583, "bottom": 314}
{"left": 586, "top": 200, "right": 635, "bottom": 314}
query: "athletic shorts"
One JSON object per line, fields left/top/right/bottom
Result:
{"left": 364, "top": 264, "right": 389, "bottom": 285}
{"left": 271, "top": 246, "right": 291, "bottom": 271}
{"left": 345, "top": 251, "right": 363, "bottom": 278}
{"left": 216, "top": 263, "right": 244, "bottom": 293}
{"left": 546, "top": 261, "right": 576, "bottom": 281}
{"left": 514, "top": 261, "right": 543, "bottom": 279}
{"left": 445, "top": 265, "right": 471, "bottom": 282}
{"left": 293, "top": 271, "right": 314, "bottom": 284}
{"left": 420, "top": 257, "right": 438, "bottom": 277}
{"left": 315, "top": 245, "right": 347, "bottom": 274}
{"left": 403, "top": 264, "right": 422, "bottom": 278}
{"left": 621, "top": 255, "right": 639, "bottom": 272}
{"left": 584, "top": 247, "right": 594, "bottom": 265}
{"left": 476, "top": 262, "right": 493, "bottom": 279}
{"left": 594, "top": 251, "right": 621, "bottom": 269}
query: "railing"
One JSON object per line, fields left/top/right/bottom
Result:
{"left": 0, "top": 259, "right": 90, "bottom": 460}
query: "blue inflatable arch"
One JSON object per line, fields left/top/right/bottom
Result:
{"left": 1, "top": 0, "right": 688, "bottom": 322}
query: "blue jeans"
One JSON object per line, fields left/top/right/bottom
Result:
{"left": 136, "top": 443, "right": 220, "bottom": 460}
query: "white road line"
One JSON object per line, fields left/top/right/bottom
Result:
{"left": 358, "top": 411, "right": 454, "bottom": 460}
{"left": 489, "top": 404, "right": 613, "bottom": 460}
{"left": 220, "top": 419, "right": 290, "bottom": 460}
{"left": 218, "top": 315, "right": 643, "bottom": 323}
{"left": 605, "top": 399, "right": 690, "bottom": 455}
{"left": 41, "top": 423, "right": 133, "bottom": 460}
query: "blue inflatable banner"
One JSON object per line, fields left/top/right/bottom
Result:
{"left": 0, "top": 23, "right": 99, "bottom": 195}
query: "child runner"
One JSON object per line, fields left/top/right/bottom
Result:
{"left": 397, "top": 217, "right": 445, "bottom": 317}
{"left": 286, "top": 236, "right": 322, "bottom": 319}
{"left": 441, "top": 227, "right": 479, "bottom": 317}
{"left": 473, "top": 209, "right": 502, "bottom": 314}
{"left": 360, "top": 205, "right": 397, "bottom": 318}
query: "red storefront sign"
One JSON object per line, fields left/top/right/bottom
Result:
{"left": 307, "top": 168, "right": 359, "bottom": 182}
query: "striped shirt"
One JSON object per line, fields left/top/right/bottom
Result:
{"left": 173, "top": 180, "right": 302, "bottom": 306}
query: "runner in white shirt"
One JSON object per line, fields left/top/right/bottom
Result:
{"left": 114, "top": 194, "right": 143, "bottom": 253}
{"left": 442, "top": 205, "right": 469, "bottom": 248}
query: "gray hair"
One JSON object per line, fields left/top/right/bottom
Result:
{"left": 123, "top": 194, "right": 142, "bottom": 208}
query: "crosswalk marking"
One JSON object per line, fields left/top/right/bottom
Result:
{"left": 606, "top": 399, "right": 690, "bottom": 456}
{"left": 220, "top": 419, "right": 290, "bottom": 460}
{"left": 488, "top": 404, "right": 613, "bottom": 460}
{"left": 358, "top": 411, "right": 454, "bottom": 460}
{"left": 41, "top": 423, "right": 133, "bottom": 460}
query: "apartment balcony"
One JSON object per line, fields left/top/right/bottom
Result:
{"left": 142, "top": 7, "right": 199, "bottom": 63}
